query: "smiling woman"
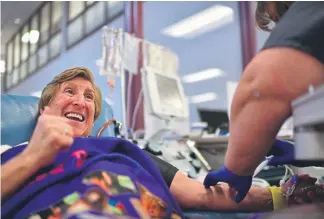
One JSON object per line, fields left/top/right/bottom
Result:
{"left": 38, "top": 67, "right": 102, "bottom": 136}
{"left": 45, "top": 77, "right": 95, "bottom": 136}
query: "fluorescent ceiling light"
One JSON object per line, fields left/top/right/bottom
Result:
{"left": 190, "top": 92, "right": 218, "bottom": 104}
{"left": 21, "top": 30, "right": 40, "bottom": 44}
{"left": 161, "top": 5, "right": 234, "bottom": 39}
{"left": 183, "top": 68, "right": 225, "bottom": 83}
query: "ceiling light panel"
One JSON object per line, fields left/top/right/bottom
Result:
{"left": 161, "top": 5, "right": 234, "bottom": 39}
{"left": 190, "top": 92, "right": 218, "bottom": 104}
{"left": 183, "top": 68, "right": 225, "bottom": 83}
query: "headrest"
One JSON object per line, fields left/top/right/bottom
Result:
{"left": 1, "top": 94, "right": 115, "bottom": 146}
{"left": 1, "top": 95, "right": 39, "bottom": 146}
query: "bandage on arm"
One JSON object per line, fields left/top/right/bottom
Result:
{"left": 225, "top": 48, "right": 324, "bottom": 176}
{"left": 268, "top": 186, "right": 286, "bottom": 211}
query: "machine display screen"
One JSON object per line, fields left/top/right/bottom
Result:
{"left": 155, "top": 74, "right": 184, "bottom": 113}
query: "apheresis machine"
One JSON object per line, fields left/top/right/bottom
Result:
{"left": 140, "top": 41, "right": 209, "bottom": 178}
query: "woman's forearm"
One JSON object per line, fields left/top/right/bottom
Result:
{"left": 1, "top": 151, "right": 41, "bottom": 200}
{"left": 171, "top": 172, "right": 273, "bottom": 212}
{"left": 208, "top": 183, "right": 274, "bottom": 212}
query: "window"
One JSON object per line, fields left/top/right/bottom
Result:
{"left": 51, "top": 1, "right": 62, "bottom": 34}
{"left": 4, "top": 1, "right": 124, "bottom": 92}
{"left": 20, "top": 61, "right": 28, "bottom": 80}
{"left": 12, "top": 68, "right": 19, "bottom": 86}
{"left": 49, "top": 33, "right": 61, "bottom": 59}
{"left": 107, "top": 1, "right": 124, "bottom": 19}
{"left": 40, "top": 3, "right": 50, "bottom": 44}
{"left": 69, "top": 1, "right": 85, "bottom": 21}
{"left": 85, "top": 1, "right": 105, "bottom": 34}
{"left": 28, "top": 54, "right": 37, "bottom": 74}
{"left": 67, "top": 16, "right": 83, "bottom": 46}
{"left": 86, "top": 1, "right": 95, "bottom": 7}
{"left": 21, "top": 25, "right": 29, "bottom": 62}
{"left": 5, "top": 41, "right": 14, "bottom": 90}
{"left": 30, "top": 15, "right": 39, "bottom": 54}
{"left": 14, "top": 34, "right": 21, "bottom": 68}
{"left": 6, "top": 73, "right": 12, "bottom": 89}
{"left": 6, "top": 42, "right": 13, "bottom": 73}
{"left": 67, "top": 1, "right": 124, "bottom": 49}
{"left": 38, "top": 44, "right": 48, "bottom": 67}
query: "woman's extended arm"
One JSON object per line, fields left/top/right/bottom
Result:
{"left": 1, "top": 151, "right": 41, "bottom": 200}
{"left": 171, "top": 171, "right": 273, "bottom": 212}
{"left": 171, "top": 172, "right": 324, "bottom": 211}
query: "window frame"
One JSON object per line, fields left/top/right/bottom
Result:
{"left": 51, "top": 1, "right": 63, "bottom": 36}
{"left": 66, "top": 1, "right": 124, "bottom": 50}
{"left": 4, "top": 2, "right": 44, "bottom": 91}
{"left": 4, "top": 1, "right": 124, "bottom": 92}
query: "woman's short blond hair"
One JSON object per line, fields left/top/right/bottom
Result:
{"left": 39, "top": 67, "right": 102, "bottom": 120}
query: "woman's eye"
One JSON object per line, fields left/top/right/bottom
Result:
{"left": 85, "top": 94, "right": 94, "bottom": 101}
{"left": 64, "top": 89, "right": 73, "bottom": 95}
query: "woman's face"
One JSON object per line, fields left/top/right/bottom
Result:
{"left": 42, "top": 77, "right": 96, "bottom": 136}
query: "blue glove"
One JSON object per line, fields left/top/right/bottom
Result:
{"left": 203, "top": 166, "right": 252, "bottom": 203}
{"left": 267, "top": 139, "right": 306, "bottom": 167}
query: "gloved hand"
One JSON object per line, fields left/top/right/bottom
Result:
{"left": 203, "top": 166, "right": 252, "bottom": 203}
{"left": 267, "top": 139, "right": 307, "bottom": 167}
